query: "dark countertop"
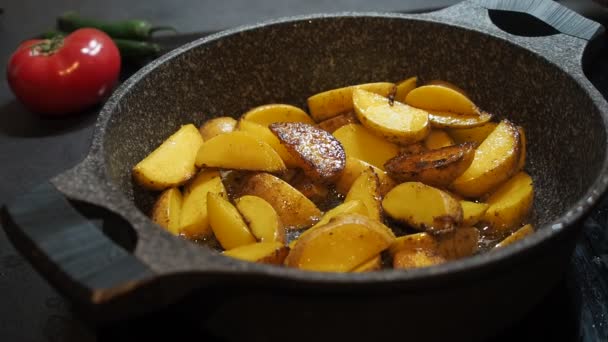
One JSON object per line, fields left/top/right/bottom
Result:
{"left": 1, "top": 1, "right": 607, "bottom": 341}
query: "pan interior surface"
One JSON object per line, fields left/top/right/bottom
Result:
{"left": 101, "top": 15, "right": 606, "bottom": 257}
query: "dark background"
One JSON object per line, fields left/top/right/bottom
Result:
{"left": 1, "top": 1, "right": 608, "bottom": 341}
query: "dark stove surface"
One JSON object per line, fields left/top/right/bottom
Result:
{"left": 1, "top": 2, "right": 608, "bottom": 341}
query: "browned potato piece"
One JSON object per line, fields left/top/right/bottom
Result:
{"left": 239, "top": 173, "right": 322, "bottom": 229}
{"left": 288, "top": 172, "right": 330, "bottom": 206}
{"left": 405, "top": 85, "right": 479, "bottom": 115}
{"left": 199, "top": 117, "right": 237, "bottom": 140}
{"left": 517, "top": 126, "right": 527, "bottom": 171}
{"left": 241, "top": 104, "right": 314, "bottom": 126}
{"left": 207, "top": 192, "right": 257, "bottom": 250}
{"left": 495, "top": 224, "right": 534, "bottom": 248}
{"left": 223, "top": 242, "right": 289, "bottom": 265}
{"left": 271, "top": 123, "right": 344, "bottom": 173}
{"left": 316, "top": 111, "right": 358, "bottom": 133}
{"left": 383, "top": 182, "right": 463, "bottom": 234}
{"left": 333, "top": 123, "right": 400, "bottom": 170}
{"left": 345, "top": 168, "right": 382, "bottom": 221}
{"left": 424, "top": 129, "right": 454, "bottom": 149}
{"left": 270, "top": 122, "right": 346, "bottom": 182}
{"left": 447, "top": 122, "right": 498, "bottom": 145}
{"left": 460, "top": 200, "right": 489, "bottom": 226}
{"left": 393, "top": 249, "right": 446, "bottom": 269}
{"left": 335, "top": 157, "right": 396, "bottom": 196}
{"left": 399, "top": 142, "right": 427, "bottom": 155}
{"left": 286, "top": 213, "right": 394, "bottom": 272}
{"left": 394, "top": 76, "right": 417, "bottom": 103}
{"left": 482, "top": 172, "right": 534, "bottom": 232}
{"left": 151, "top": 187, "right": 183, "bottom": 235}
{"left": 388, "top": 232, "right": 437, "bottom": 256}
{"left": 428, "top": 110, "right": 493, "bottom": 129}
{"left": 235, "top": 195, "right": 285, "bottom": 243}
{"left": 435, "top": 227, "right": 480, "bottom": 259}
{"left": 384, "top": 142, "right": 476, "bottom": 187}
{"left": 353, "top": 255, "right": 383, "bottom": 272}
{"left": 451, "top": 120, "right": 521, "bottom": 198}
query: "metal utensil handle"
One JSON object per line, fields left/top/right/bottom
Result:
{"left": 1, "top": 181, "right": 154, "bottom": 307}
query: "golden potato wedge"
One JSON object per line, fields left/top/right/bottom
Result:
{"left": 435, "top": 227, "right": 480, "bottom": 259}
{"left": 133, "top": 124, "right": 204, "bottom": 190}
{"left": 495, "top": 224, "right": 534, "bottom": 248}
{"left": 428, "top": 110, "right": 493, "bottom": 129}
{"left": 482, "top": 171, "right": 534, "bottom": 232}
{"left": 308, "top": 82, "right": 395, "bottom": 122}
{"left": 285, "top": 213, "right": 394, "bottom": 272}
{"left": 405, "top": 85, "right": 479, "bottom": 115}
{"left": 335, "top": 157, "right": 396, "bottom": 196}
{"left": 388, "top": 232, "right": 437, "bottom": 256}
{"left": 383, "top": 182, "right": 463, "bottom": 234}
{"left": 316, "top": 111, "right": 358, "bottom": 133}
{"left": 447, "top": 122, "right": 498, "bottom": 145}
{"left": 151, "top": 187, "right": 183, "bottom": 235}
{"left": 517, "top": 126, "right": 527, "bottom": 171}
{"left": 235, "top": 195, "right": 285, "bottom": 243}
{"left": 344, "top": 168, "right": 382, "bottom": 221}
{"left": 223, "top": 242, "right": 289, "bottom": 265}
{"left": 239, "top": 173, "right": 322, "bottom": 229}
{"left": 352, "top": 255, "right": 383, "bottom": 272}
{"left": 195, "top": 131, "right": 286, "bottom": 172}
{"left": 332, "top": 123, "right": 399, "bottom": 170}
{"left": 424, "top": 129, "right": 454, "bottom": 150}
{"left": 237, "top": 119, "right": 299, "bottom": 167}
{"left": 199, "top": 116, "right": 237, "bottom": 140}
{"left": 269, "top": 122, "right": 346, "bottom": 182}
{"left": 353, "top": 89, "right": 430, "bottom": 144}
{"left": 394, "top": 76, "right": 417, "bottom": 103}
{"left": 393, "top": 249, "right": 446, "bottom": 269}
{"left": 451, "top": 120, "right": 521, "bottom": 198}
{"left": 460, "top": 200, "right": 489, "bottom": 226}
{"left": 384, "top": 142, "right": 476, "bottom": 187}
{"left": 425, "top": 80, "right": 469, "bottom": 97}
{"left": 179, "top": 170, "right": 225, "bottom": 239}
{"left": 241, "top": 104, "right": 314, "bottom": 126}
{"left": 207, "top": 192, "right": 256, "bottom": 250}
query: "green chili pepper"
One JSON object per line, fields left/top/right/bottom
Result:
{"left": 41, "top": 30, "right": 161, "bottom": 62}
{"left": 57, "top": 11, "right": 176, "bottom": 40}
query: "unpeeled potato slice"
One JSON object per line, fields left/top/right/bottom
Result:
{"left": 460, "top": 200, "right": 489, "bottom": 226}
{"left": 383, "top": 182, "right": 463, "bottom": 234}
{"left": 269, "top": 122, "right": 346, "bottom": 182}
{"left": 223, "top": 242, "right": 289, "bottom": 265}
{"left": 428, "top": 110, "right": 493, "bottom": 129}
{"left": 133, "top": 124, "right": 204, "bottom": 190}
{"left": 344, "top": 168, "right": 382, "bottom": 221}
{"left": 425, "top": 80, "right": 469, "bottom": 97}
{"left": 405, "top": 85, "right": 479, "bottom": 115}
{"left": 394, "top": 76, "right": 417, "bottom": 103}
{"left": 424, "top": 129, "right": 454, "bottom": 149}
{"left": 237, "top": 119, "right": 299, "bottom": 167}
{"left": 388, "top": 232, "right": 437, "bottom": 256}
{"left": 447, "top": 122, "right": 497, "bottom": 145}
{"left": 286, "top": 213, "right": 395, "bottom": 272}
{"left": 353, "top": 89, "right": 430, "bottom": 144}
{"left": 495, "top": 224, "right": 534, "bottom": 248}
{"left": 207, "top": 192, "right": 256, "bottom": 250}
{"left": 316, "top": 111, "right": 358, "bottom": 133}
{"left": 482, "top": 171, "right": 534, "bottom": 232}
{"left": 199, "top": 117, "right": 237, "bottom": 140}
{"left": 384, "top": 142, "right": 476, "bottom": 187}
{"left": 241, "top": 104, "right": 314, "bottom": 126}
{"left": 239, "top": 173, "right": 322, "bottom": 229}
{"left": 335, "top": 157, "right": 396, "bottom": 196}
{"left": 235, "top": 195, "right": 284, "bottom": 243}
{"left": 151, "top": 187, "right": 183, "bottom": 235}
{"left": 179, "top": 170, "right": 225, "bottom": 239}
{"left": 195, "top": 131, "right": 286, "bottom": 172}
{"left": 333, "top": 123, "right": 399, "bottom": 170}
{"left": 435, "top": 227, "right": 480, "bottom": 259}
{"left": 307, "top": 82, "right": 395, "bottom": 122}
{"left": 352, "top": 255, "right": 383, "bottom": 272}
{"left": 393, "top": 249, "right": 446, "bottom": 269}
{"left": 451, "top": 120, "right": 521, "bottom": 198}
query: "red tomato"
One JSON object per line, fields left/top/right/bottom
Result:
{"left": 7, "top": 28, "right": 121, "bottom": 116}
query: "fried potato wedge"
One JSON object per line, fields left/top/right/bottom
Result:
{"left": 460, "top": 200, "right": 489, "bottom": 226}
{"left": 237, "top": 119, "right": 299, "bottom": 167}
{"left": 495, "top": 224, "right": 534, "bottom": 248}
{"left": 405, "top": 85, "right": 479, "bottom": 115}
{"left": 424, "top": 129, "right": 454, "bottom": 150}
{"left": 151, "top": 187, "right": 183, "bottom": 235}
{"left": 308, "top": 82, "right": 395, "bottom": 122}
{"left": 223, "top": 242, "right": 289, "bottom": 265}
{"left": 239, "top": 173, "right": 322, "bottom": 229}
{"left": 288, "top": 171, "right": 330, "bottom": 204}
{"left": 195, "top": 131, "right": 286, "bottom": 172}
{"left": 394, "top": 76, "right": 417, "bottom": 103}
{"left": 352, "top": 255, "right": 383, "bottom": 272}
{"left": 241, "top": 104, "right": 314, "bottom": 126}
{"left": 207, "top": 192, "right": 256, "bottom": 250}
{"left": 451, "top": 120, "right": 521, "bottom": 198}
{"left": 383, "top": 182, "right": 463, "bottom": 234}
{"left": 335, "top": 157, "right": 396, "bottom": 196}
{"left": 286, "top": 214, "right": 394, "bottom": 272}
{"left": 316, "top": 111, "right": 358, "bottom": 133}
{"left": 428, "top": 110, "right": 493, "bottom": 129}
{"left": 384, "top": 142, "right": 476, "bottom": 187}
{"left": 345, "top": 168, "right": 382, "bottom": 221}
{"left": 517, "top": 126, "right": 527, "bottom": 171}
{"left": 333, "top": 123, "right": 399, "bottom": 170}
{"left": 425, "top": 80, "right": 469, "bottom": 97}
{"left": 393, "top": 249, "right": 446, "bottom": 269}
{"left": 199, "top": 116, "right": 237, "bottom": 140}
{"left": 133, "top": 124, "right": 203, "bottom": 190}
{"left": 482, "top": 171, "right": 534, "bottom": 232}
{"left": 353, "top": 89, "right": 430, "bottom": 144}
{"left": 388, "top": 232, "right": 437, "bottom": 256}
{"left": 179, "top": 170, "right": 225, "bottom": 239}
{"left": 447, "top": 122, "right": 497, "bottom": 145}
{"left": 270, "top": 122, "right": 346, "bottom": 182}
{"left": 235, "top": 195, "right": 285, "bottom": 243}
{"left": 435, "top": 227, "right": 480, "bottom": 259}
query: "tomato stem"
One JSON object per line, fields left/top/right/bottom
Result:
{"left": 31, "top": 36, "right": 64, "bottom": 56}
